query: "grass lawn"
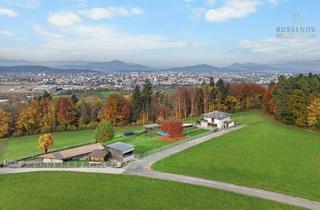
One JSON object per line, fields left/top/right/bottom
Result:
{"left": 2, "top": 123, "right": 208, "bottom": 160}
{"left": 153, "top": 111, "right": 320, "bottom": 201}
{"left": 3, "top": 129, "right": 95, "bottom": 160}
{"left": 0, "top": 172, "right": 302, "bottom": 210}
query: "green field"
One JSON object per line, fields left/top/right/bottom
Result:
{"left": 0, "top": 172, "right": 301, "bottom": 210}
{"left": 98, "top": 90, "right": 117, "bottom": 99}
{"left": 153, "top": 111, "right": 320, "bottom": 201}
{"left": 2, "top": 124, "right": 208, "bottom": 160}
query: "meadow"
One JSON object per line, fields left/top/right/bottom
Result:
{"left": 2, "top": 123, "right": 208, "bottom": 160}
{"left": 153, "top": 111, "right": 320, "bottom": 201}
{"left": 0, "top": 172, "right": 302, "bottom": 210}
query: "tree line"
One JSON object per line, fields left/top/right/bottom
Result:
{"left": 264, "top": 73, "right": 320, "bottom": 129}
{"left": 0, "top": 78, "right": 266, "bottom": 138}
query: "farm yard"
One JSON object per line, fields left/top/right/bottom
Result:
{"left": 153, "top": 111, "right": 320, "bottom": 201}
{"left": 0, "top": 172, "right": 302, "bottom": 210}
{"left": 2, "top": 122, "right": 209, "bottom": 160}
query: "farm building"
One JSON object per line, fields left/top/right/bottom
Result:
{"left": 107, "top": 142, "right": 134, "bottom": 163}
{"left": 199, "top": 111, "right": 235, "bottom": 130}
{"left": 144, "top": 124, "right": 160, "bottom": 130}
{"left": 39, "top": 143, "right": 105, "bottom": 163}
{"left": 89, "top": 149, "right": 110, "bottom": 162}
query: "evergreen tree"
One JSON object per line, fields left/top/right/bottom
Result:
{"left": 132, "top": 85, "right": 142, "bottom": 122}
{"left": 141, "top": 79, "right": 153, "bottom": 122}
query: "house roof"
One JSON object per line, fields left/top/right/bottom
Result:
{"left": 144, "top": 124, "right": 160, "bottom": 129}
{"left": 202, "top": 111, "right": 231, "bottom": 120}
{"left": 39, "top": 143, "right": 105, "bottom": 160}
{"left": 90, "top": 149, "right": 109, "bottom": 158}
{"left": 107, "top": 142, "right": 134, "bottom": 152}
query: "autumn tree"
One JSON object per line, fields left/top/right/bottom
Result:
{"left": 287, "top": 89, "right": 308, "bottom": 127}
{"left": 201, "top": 84, "right": 213, "bottom": 113}
{"left": 55, "top": 97, "right": 76, "bottom": 130}
{"left": 121, "top": 102, "right": 132, "bottom": 123}
{"left": 161, "top": 119, "right": 184, "bottom": 138}
{"left": 94, "top": 121, "right": 115, "bottom": 143}
{"left": 38, "top": 133, "right": 54, "bottom": 154}
{"left": 306, "top": 95, "right": 320, "bottom": 128}
{"left": 76, "top": 96, "right": 102, "bottom": 128}
{"left": 101, "top": 94, "right": 127, "bottom": 125}
{"left": 16, "top": 103, "right": 38, "bottom": 135}
{"left": 0, "top": 107, "right": 10, "bottom": 138}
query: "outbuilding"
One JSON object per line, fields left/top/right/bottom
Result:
{"left": 89, "top": 149, "right": 110, "bottom": 162}
{"left": 107, "top": 142, "right": 134, "bottom": 163}
{"left": 39, "top": 143, "right": 105, "bottom": 163}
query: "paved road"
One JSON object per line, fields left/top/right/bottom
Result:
{"left": 1, "top": 126, "right": 320, "bottom": 209}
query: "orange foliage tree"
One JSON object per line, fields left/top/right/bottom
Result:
{"left": 161, "top": 119, "right": 184, "bottom": 138}
{"left": 38, "top": 133, "right": 54, "bottom": 154}
{"left": 55, "top": 97, "right": 76, "bottom": 130}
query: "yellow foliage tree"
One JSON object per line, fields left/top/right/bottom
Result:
{"left": 38, "top": 133, "right": 54, "bottom": 154}
{"left": 306, "top": 96, "right": 320, "bottom": 128}
{"left": 0, "top": 108, "right": 10, "bottom": 138}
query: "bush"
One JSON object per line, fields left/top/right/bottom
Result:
{"left": 94, "top": 121, "right": 115, "bottom": 143}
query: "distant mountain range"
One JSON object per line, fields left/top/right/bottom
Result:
{"left": 0, "top": 59, "right": 319, "bottom": 73}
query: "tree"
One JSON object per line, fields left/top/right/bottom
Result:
{"left": 287, "top": 89, "right": 308, "bottom": 127}
{"left": 38, "top": 133, "right": 54, "bottom": 154}
{"left": 16, "top": 103, "right": 38, "bottom": 135}
{"left": 141, "top": 79, "right": 153, "bottom": 123}
{"left": 201, "top": 84, "right": 213, "bottom": 113}
{"left": 55, "top": 97, "right": 76, "bottom": 130}
{"left": 121, "top": 102, "right": 132, "bottom": 123}
{"left": 306, "top": 95, "right": 320, "bottom": 128}
{"left": 0, "top": 108, "right": 10, "bottom": 138}
{"left": 132, "top": 85, "right": 142, "bottom": 122}
{"left": 101, "top": 94, "right": 127, "bottom": 125}
{"left": 76, "top": 96, "right": 102, "bottom": 128}
{"left": 94, "top": 121, "right": 115, "bottom": 143}
{"left": 226, "top": 96, "right": 237, "bottom": 112}
{"left": 161, "top": 119, "right": 183, "bottom": 138}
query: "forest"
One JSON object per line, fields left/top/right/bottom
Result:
{"left": 264, "top": 73, "right": 320, "bottom": 129}
{"left": 0, "top": 77, "right": 267, "bottom": 138}
{"left": 4, "top": 74, "right": 320, "bottom": 138}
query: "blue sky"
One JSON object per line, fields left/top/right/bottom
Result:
{"left": 0, "top": 0, "right": 319, "bottom": 67}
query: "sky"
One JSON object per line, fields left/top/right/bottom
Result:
{"left": 0, "top": 0, "right": 319, "bottom": 67}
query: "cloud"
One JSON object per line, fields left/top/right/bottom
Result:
{"left": 239, "top": 37, "right": 320, "bottom": 60}
{"left": 0, "top": 7, "right": 17, "bottom": 17}
{"left": 33, "top": 25, "right": 63, "bottom": 39}
{"left": 0, "top": 23, "right": 187, "bottom": 62}
{"left": 205, "top": 0, "right": 259, "bottom": 22}
{"left": 81, "top": 7, "right": 143, "bottom": 20}
{"left": 0, "top": 0, "right": 40, "bottom": 9}
{"left": 48, "top": 12, "right": 81, "bottom": 27}
{"left": 0, "top": 30, "right": 14, "bottom": 37}
{"left": 202, "top": 0, "right": 287, "bottom": 22}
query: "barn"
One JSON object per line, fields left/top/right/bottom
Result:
{"left": 107, "top": 142, "right": 134, "bottom": 163}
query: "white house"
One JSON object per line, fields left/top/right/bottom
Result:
{"left": 199, "top": 111, "right": 235, "bottom": 130}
